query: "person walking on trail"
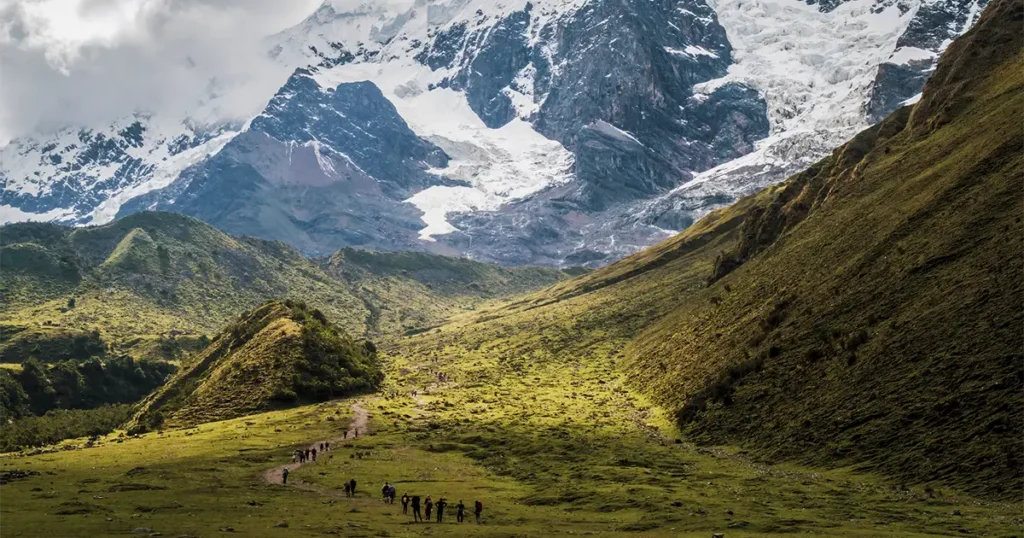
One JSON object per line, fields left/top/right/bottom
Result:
{"left": 425, "top": 496, "right": 433, "bottom": 520}
{"left": 311, "top": 447, "right": 317, "bottom": 462}
{"left": 304, "top": 448, "right": 310, "bottom": 461}
{"left": 474, "top": 500, "right": 483, "bottom": 523}
{"left": 411, "top": 495, "right": 422, "bottom": 522}
{"left": 281, "top": 467, "right": 289, "bottom": 485}
{"left": 350, "top": 478, "right": 357, "bottom": 495}
{"left": 325, "top": 441, "right": 330, "bottom": 451}
{"left": 435, "top": 498, "right": 447, "bottom": 522}
{"left": 388, "top": 484, "right": 397, "bottom": 504}
{"left": 319, "top": 442, "right": 324, "bottom": 452}
{"left": 382, "top": 482, "right": 391, "bottom": 503}
{"left": 401, "top": 493, "right": 410, "bottom": 514}
{"left": 344, "top": 481, "right": 351, "bottom": 497}
{"left": 456, "top": 500, "right": 465, "bottom": 522}
{"left": 343, "top": 431, "right": 348, "bottom": 440}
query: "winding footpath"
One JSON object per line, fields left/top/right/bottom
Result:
{"left": 260, "top": 401, "right": 369, "bottom": 492}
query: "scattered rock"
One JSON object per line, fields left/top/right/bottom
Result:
{"left": 131, "top": 528, "right": 153, "bottom": 535}
{"left": 219, "top": 527, "right": 235, "bottom": 532}
{"left": 670, "top": 501, "right": 683, "bottom": 507}
{"left": 953, "top": 509, "right": 962, "bottom": 516}
{"left": 712, "top": 534, "right": 725, "bottom": 538}
{"left": 274, "top": 521, "right": 288, "bottom": 528}
{"left": 0, "top": 470, "right": 40, "bottom": 484}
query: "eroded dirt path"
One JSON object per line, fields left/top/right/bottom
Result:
{"left": 261, "top": 400, "right": 369, "bottom": 491}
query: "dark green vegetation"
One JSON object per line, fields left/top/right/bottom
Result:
{"left": 0, "top": 211, "right": 569, "bottom": 360}
{"left": 129, "top": 300, "right": 381, "bottom": 431}
{"left": 0, "top": 404, "right": 134, "bottom": 453}
{"left": 0, "top": 357, "right": 174, "bottom": 420}
{"left": 389, "top": 0, "right": 1023, "bottom": 500}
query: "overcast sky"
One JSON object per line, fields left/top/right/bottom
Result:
{"left": 0, "top": 0, "right": 321, "bottom": 144}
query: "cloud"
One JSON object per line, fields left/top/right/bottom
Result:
{"left": 0, "top": 0, "right": 321, "bottom": 143}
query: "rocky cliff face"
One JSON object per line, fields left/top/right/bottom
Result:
{"left": 118, "top": 70, "right": 458, "bottom": 254}
{"left": 0, "top": 0, "right": 989, "bottom": 267}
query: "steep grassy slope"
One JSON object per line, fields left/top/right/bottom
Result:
{"left": 387, "top": 0, "right": 1022, "bottom": 499}
{"left": 129, "top": 300, "right": 381, "bottom": 430}
{"left": 0, "top": 212, "right": 569, "bottom": 360}
{"left": 625, "top": 0, "right": 1023, "bottom": 498}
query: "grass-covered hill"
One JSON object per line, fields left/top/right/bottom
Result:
{"left": 389, "top": 0, "right": 1022, "bottom": 500}
{"left": 319, "top": 248, "right": 586, "bottom": 336}
{"left": 128, "top": 300, "right": 381, "bottom": 431}
{"left": 0, "top": 212, "right": 569, "bottom": 361}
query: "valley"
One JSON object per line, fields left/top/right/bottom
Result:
{"left": 0, "top": 0, "right": 1021, "bottom": 536}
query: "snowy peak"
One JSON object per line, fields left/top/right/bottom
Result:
{"left": 0, "top": 0, "right": 991, "bottom": 267}
{"left": 1, "top": 116, "right": 237, "bottom": 225}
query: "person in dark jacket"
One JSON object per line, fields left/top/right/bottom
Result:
{"left": 401, "top": 492, "right": 410, "bottom": 514}
{"left": 474, "top": 500, "right": 483, "bottom": 523}
{"left": 456, "top": 500, "right": 465, "bottom": 522}
{"left": 411, "top": 495, "right": 422, "bottom": 522}
{"left": 435, "top": 498, "right": 447, "bottom": 522}
{"left": 425, "top": 496, "right": 433, "bottom": 520}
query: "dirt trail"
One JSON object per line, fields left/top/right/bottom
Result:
{"left": 261, "top": 400, "right": 369, "bottom": 490}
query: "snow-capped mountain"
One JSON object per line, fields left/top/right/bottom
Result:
{"left": 1, "top": 0, "right": 986, "bottom": 266}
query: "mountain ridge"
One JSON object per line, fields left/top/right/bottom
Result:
{"left": 387, "top": 0, "right": 1023, "bottom": 497}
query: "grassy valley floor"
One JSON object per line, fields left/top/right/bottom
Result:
{"left": 2, "top": 345, "right": 1020, "bottom": 537}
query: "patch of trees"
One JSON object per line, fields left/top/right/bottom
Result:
{"left": 1, "top": 356, "right": 175, "bottom": 420}
{"left": 0, "top": 405, "right": 134, "bottom": 453}
{"left": 272, "top": 299, "right": 383, "bottom": 403}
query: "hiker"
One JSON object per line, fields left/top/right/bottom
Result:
{"left": 436, "top": 498, "right": 447, "bottom": 522}
{"left": 382, "top": 482, "right": 391, "bottom": 502}
{"left": 292, "top": 451, "right": 298, "bottom": 464}
{"left": 344, "top": 431, "right": 348, "bottom": 439}
{"left": 456, "top": 500, "right": 465, "bottom": 522}
{"left": 304, "top": 448, "right": 310, "bottom": 461}
{"left": 325, "top": 441, "right": 330, "bottom": 451}
{"left": 412, "top": 495, "right": 422, "bottom": 522}
{"left": 401, "top": 492, "right": 410, "bottom": 514}
{"left": 282, "top": 468, "right": 289, "bottom": 484}
{"left": 474, "top": 500, "right": 483, "bottom": 523}
{"left": 425, "top": 496, "right": 433, "bottom": 520}
{"left": 299, "top": 451, "right": 305, "bottom": 464}
{"left": 388, "top": 484, "right": 397, "bottom": 504}
{"left": 350, "top": 478, "right": 357, "bottom": 495}
{"left": 354, "top": 428, "right": 359, "bottom": 437}
{"left": 319, "top": 442, "right": 324, "bottom": 452}
{"left": 344, "top": 481, "right": 351, "bottom": 497}
{"left": 311, "top": 447, "right": 317, "bottom": 461}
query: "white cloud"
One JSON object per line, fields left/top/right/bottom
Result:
{"left": 0, "top": 0, "right": 321, "bottom": 143}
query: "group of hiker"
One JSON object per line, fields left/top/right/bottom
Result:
{"left": 293, "top": 441, "right": 332, "bottom": 464}
{"left": 385, "top": 483, "right": 483, "bottom": 524}
{"left": 279, "top": 444, "right": 484, "bottom": 524}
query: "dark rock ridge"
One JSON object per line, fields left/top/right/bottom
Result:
{"left": 417, "top": 0, "right": 768, "bottom": 265}
{"left": 118, "top": 70, "right": 459, "bottom": 255}
{"left": 868, "top": 0, "right": 988, "bottom": 121}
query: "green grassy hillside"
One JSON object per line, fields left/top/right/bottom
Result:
{"left": 386, "top": 0, "right": 1023, "bottom": 499}
{"left": 128, "top": 300, "right": 381, "bottom": 430}
{"left": 320, "top": 248, "right": 583, "bottom": 336}
{"left": 0, "top": 212, "right": 569, "bottom": 360}
{"left": 624, "top": 0, "right": 1023, "bottom": 498}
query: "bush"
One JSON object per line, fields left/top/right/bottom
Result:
{"left": 0, "top": 404, "right": 134, "bottom": 452}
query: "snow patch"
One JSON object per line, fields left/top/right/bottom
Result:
{"left": 313, "top": 60, "right": 573, "bottom": 241}
{"left": 887, "top": 46, "right": 937, "bottom": 65}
